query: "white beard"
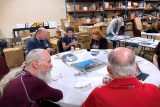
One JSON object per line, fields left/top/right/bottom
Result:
{"left": 36, "top": 70, "right": 52, "bottom": 83}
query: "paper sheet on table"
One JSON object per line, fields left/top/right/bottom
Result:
{"left": 51, "top": 73, "right": 62, "bottom": 81}
{"left": 87, "top": 76, "right": 103, "bottom": 87}
{"left": 75, "top": 77, "right": 91, "bottom": 88}
{"left": 75, "top": 76, "right": 103, "bottom": 89}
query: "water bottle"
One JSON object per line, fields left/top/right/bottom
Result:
{"left": 71, "top": 46, "right": 74, "bottom": 53}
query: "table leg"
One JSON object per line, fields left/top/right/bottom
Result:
{"left": 138, "top": 46, "right": 144, "bottom": 56}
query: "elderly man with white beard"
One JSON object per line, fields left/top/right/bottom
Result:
{"left": 0, "top": 49, "right": 63, "bottom": 107}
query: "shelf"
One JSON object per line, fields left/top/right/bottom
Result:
{"left": 66, "top": 0, "right": 102, "bottom": 2}
{"left": 104, "top": 8, "right": 144, "bottom": 11}
{"left": 104, "top": 8, "right": 124, "bottom": 10}
{"left": 145, "top": 0, "right": 159, "bottom": 1}
{"left": 144, "top": 8, "right": 159, "bottom": 11}
{"left": 104, "top": 0, "right": 123, "bottom": 1}
{"left": 65, "top": 0, "right": 159, "bottom": 26}
{"left": 67, "top": 10, "right": 103, "bottom": 13}
{"left": 127, "top": 8, "right": 144, "bottom": 10}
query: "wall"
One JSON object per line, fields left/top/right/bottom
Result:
{"left": 0, "top": 0, "right": 66, "bottom": 38}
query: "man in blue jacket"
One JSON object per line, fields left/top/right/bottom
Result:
{"left": 27, "top": 28, "right": 55, "bottom": 54}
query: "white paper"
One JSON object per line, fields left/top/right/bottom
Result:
{"left": 16, "top": 23, "right": 26, "bottom": 28}
{"left": 48, "top": 21, "right": 58, "bottom": 28}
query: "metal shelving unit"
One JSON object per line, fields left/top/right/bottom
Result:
{"left": 65, "top": 0, "right": 159, "bottom": 28}
{"left": 65, "top": 0, "right": 159, "bottom": 19}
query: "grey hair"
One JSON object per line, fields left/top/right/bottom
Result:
{"left": 117, "top": 17, "right": 123, "bottom": 23}
{"left": 108, "top": 50, "right": 136, "bottom": 77}
{"left": 0, "top": 49, "right": 47, "bottom": 96}
{"left": 25, "top": 49, "right": 47, "bottom": 66}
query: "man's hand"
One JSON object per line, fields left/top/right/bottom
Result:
{"left": 116, "top": 32, "right": 119, "bottom": 35}
{"left": 72, "top": 41, "right": 78, "bottom": 46}
{"left": 46, "top": 48, "right": 56, "bottom": 54}
{"left": 70, "top": 41, "right": 78, "bottom": 46}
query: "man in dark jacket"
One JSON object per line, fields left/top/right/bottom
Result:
{"left": 27, "top": 28, "right": 55, "bottom": 54}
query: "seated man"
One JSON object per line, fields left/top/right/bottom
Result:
{"left": 153, "top": 42, "right": 160, "bottom": 69}
{"left": 62, "top": 26, "right": 78, "bottom": 52}
{"left": 27, "top": 28, "right": 55, "bottom": 54}
{"left": 0, "top": 49, "right": 63, "bottom": 107}
{"left": 83, "top": 47, "right": 160, "bottom": 107}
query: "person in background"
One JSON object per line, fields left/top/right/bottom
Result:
{"left": 27, "top": 28, "right": 55, "bottom": 54}
{"left": 153, "top": 42, "right": 160, "bottom": 69}
{"left": 0, "top": 49, "right": 63, "bottom": 107}
{"left": 90, "top": 29, "right": 108, "bottom": 49}
{"left": 62, "top": 26, "right": 78, "bottom": 51}
{"left": 83, "top": 47, "right": 160, "bottom": 107}
{"left": 106, "top": 17, "right": 124, "bottom": 48}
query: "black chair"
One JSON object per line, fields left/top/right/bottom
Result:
{"left": 57, "top": 38, "right": 64, "bottom": 53}
{"left": 0, "top": 55, "right": 9, "bottom": 80}
{"left": 0, "top": 39, "right": 8, "bottom": 55}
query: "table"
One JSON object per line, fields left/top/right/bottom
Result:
{"left": 120, "top": 37, "right": 159, "bottom": 56}
{"left": 106, "top": 35, "right": 131, "bottom": 48}
{"left": 49, "top": 49, "right": 160, "bottom": 106}
{"left": 141, "top": 32, "right": 160, "bottom": 39}
{"left": 120, "top": 37, "right": 159, "bottom": 48}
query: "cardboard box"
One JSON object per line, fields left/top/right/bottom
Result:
{"left": 80, "top": 42, "right": 91, "bottom": 49}
{"left": 100, "top": 26, "right": 107, "bottom": 35}
{"left": 73, "top": 26, "right": 79, "bottom": 32}
{"left": 3, "top": 47, "right": 24, "bottom": 68}
{"left": 61, "top": 19, "right": 70, "bottom": 27}
{"left": 77, "top": 32, "right": 92, "bottom": 43}
{"left": 67, "top": 15, "right": 74, "bottom": 21}
{"left": 88, "top": 26, "right": 100, "bottom": 35}
{"left": 134, "top": 17, "right": 143, "bottom": 30}
{"left": 18, "top": 30, "right": 31, "bottom": 38}
{"left": 67, "top": 3, "right": 74, "bottom": 11}
{"left": 142, "top": 22, "right": 149, "bottom": 30}
{"left": 70, "top": 19, "right": 82, "bottom": 26}
{"left": 50, "top": 38, "right": 59, "bottom": 49}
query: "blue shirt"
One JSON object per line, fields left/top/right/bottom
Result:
{"left": 62, "top": 35, "right": 77, "bottom": 51}
{"left": 27, "top": 38, "right": 51, "bottom": 53}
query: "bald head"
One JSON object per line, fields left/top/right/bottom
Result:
{"left": 35, "top": 28, "right": 49, "bottom": 40}
{"left": 108, "top": 47, "right": 136, "bottom": 78}
{"left": 111, "top": 47, "right": 134, "bottom": 65}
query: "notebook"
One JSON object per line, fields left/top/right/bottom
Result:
{"left": 136, "top": 66, "right": 149, "bottom": 81}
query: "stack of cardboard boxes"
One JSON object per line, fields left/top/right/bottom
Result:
{"left": 76, "top": 32, "right": 91, "bottom": 49}
{"left": 3, "top": 47, "right": 24, "bottom": 68}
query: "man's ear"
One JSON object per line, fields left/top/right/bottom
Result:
{"left": 107, "top": 66, "right": 112, "bottom": 75}
{"left": 32, "top": 60, "right": 39, "bottom": 69}
{"left": 136, "top": 62, "right": 139, "bottom": 72}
